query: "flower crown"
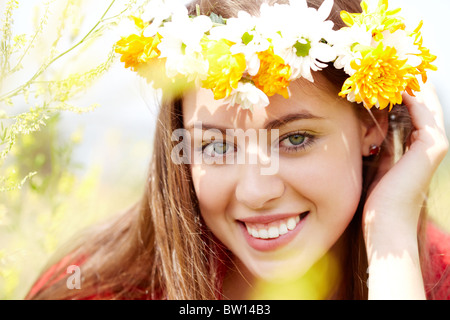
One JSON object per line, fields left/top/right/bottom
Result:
{"left": 115, "top": 0, "right": 437, "bottom": 111}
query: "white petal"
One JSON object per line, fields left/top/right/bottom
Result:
{"left": 301, "top": 62, "right": 314, "bottom": 82}
{"left": 289, "top": 0, "right": 307, "bottom": 12}
{"left": 406, "top": 55, "right": 422, "bottom": 68}
{"left": 193, "top": 15, "right": 213, "bottom": 32}
{"left": 247, "top": 55, "right": 261, "bottom": 76}
{"left": 143, "top": 21, "right": 160, "bottom": 37}
{"left": 318, "top": 0, "right": 334, "bottom": 21}
{"left": 313, "top": 43, "right": 337, "bottom": 63}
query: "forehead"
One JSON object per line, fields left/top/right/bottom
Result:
{"left": 182, "top": 79, "right": 354, "bottom": 129}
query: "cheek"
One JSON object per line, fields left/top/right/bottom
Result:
{"left": 282, "top": 136, "right": 363, "bottom": 222}
{"left": 316, "top": 155, "right": 362, "bottom": 217}
{"left": 190, "top": 164, "right": 236, "bottom": 227}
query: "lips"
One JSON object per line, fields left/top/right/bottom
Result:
{"left": 237, "top": 212, "right": 309, "bottom": 251}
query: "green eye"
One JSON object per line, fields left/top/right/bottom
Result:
{"left": 202, "top": 141, "right": 232, "bottom": 157}
{"left": 288, "top": 134, "right": 305, "bottom": 146}
{"left": 213, "top": 142, "right": 229, "bottom": 154}
{"left": 278, "top": 131, "right": 315, "bottom": 153}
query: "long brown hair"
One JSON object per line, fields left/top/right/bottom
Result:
{"left": 27, "top": 0, "right": 427, "bottom": 300}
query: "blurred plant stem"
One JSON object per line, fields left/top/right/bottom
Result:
{"left": 0, "top": 0, "right": 150, "bottom": 299}
{"left": 0, "top": 0, "right": 147, "bottom": 191}
{"left": 0, "top": 0, "right": 116, "bottom": 102}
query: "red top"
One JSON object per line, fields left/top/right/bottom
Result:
{"left": 26, "top": 222, "right": 450, "bottom": 300}
{"left": 422, "top": 223, "right": 450, "bottom": 299}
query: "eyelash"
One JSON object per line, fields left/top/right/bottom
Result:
{"left": 277, "top": 131, "right": 316, "bottom": 153}
{"left": 198, "top": 131, "right": 316, "bottom": 160}
{"left": 200, "top": 140, "right": 236, "bottom": 160}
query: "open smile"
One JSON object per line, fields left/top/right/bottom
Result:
{"left": 237, "top": 212, "right": 309, "bottom": 251}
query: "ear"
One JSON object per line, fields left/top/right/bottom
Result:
{"left": 360, "top": 110, "right": 389, "bottom": 157}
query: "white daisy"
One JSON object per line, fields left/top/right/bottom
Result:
{"left": 157, "top": 13, "right": 212, "bottom": 83}
{"left": 210, "top": 11, "right": 269, "bottom": 76}
{"left": 381, "top": 29, "right": 422, "bottom": 67}
{"left": 257, "top": 0, "right": 337, "bottom": 82}
{"left": 333, "top": 24, "right": 372, "bottom": 75}
{"left": 226, "top": 81, "right": 270, "bottom": 111}
{"left": 142, "top": 0, "right": 188, "bottom": 37}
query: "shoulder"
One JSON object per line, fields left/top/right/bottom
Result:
{"left": 25, "top": 253, "right": 119, "bottom": 299}
{"left": 26, "top": 253, "right": 156, "bottom": 300}
{"left": 424, "top": 222, "right": 450, "bottom": 300}
{"left": 25, "top": 253, "right": 88, "bottom": 299}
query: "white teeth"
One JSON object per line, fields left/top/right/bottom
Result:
{"left": 268, "top": 226, "right": 279, "bottom": 239}
{"left": 287, "top": 217, "right": 297, "bottom": 231}
{"left": 279, "top": 223, "right": 288, "bottom": 235}
{"left": 244, "top": 214, "right": 305, "bottom": 240}
{"left": 259, "top": 229, "right": 269, "bottom": 239}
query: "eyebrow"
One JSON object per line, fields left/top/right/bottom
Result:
{"left": 186, "top": 111, "right": 325, "bottom": 133}
{"left": 263, "top": 111, "right": 326, "bottom": 130}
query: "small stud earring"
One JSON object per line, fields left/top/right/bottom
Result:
{"left": 369, "top": 144, "right": 380, "bottom": 156}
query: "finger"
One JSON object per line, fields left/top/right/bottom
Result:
{"left": 402, "top": 93, "right": 432, "bottom": 131}
{"left": 402, "top": 88, "right": 449, "bottom": 165}
{"left": 404, "top": 83, "right": 446, "bottom": 131}
{"left": 402, "top": 90, "right": 445, "bottom": 134}
{"left": 420, "top": 83, "right": 444, "bottom": 123}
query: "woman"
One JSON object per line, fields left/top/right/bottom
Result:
{"left": 26, "top": 0, "right": 449, "bottom": 299}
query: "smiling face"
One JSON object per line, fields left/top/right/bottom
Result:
{"left": 182, "top": 78, "right": 373, "bottom": 281}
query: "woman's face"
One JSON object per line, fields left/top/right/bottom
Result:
{"left": 183, "top": 79, "right": 371, "bottom": 280}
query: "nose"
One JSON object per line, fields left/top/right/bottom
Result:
{"left": 235, "top": 163, "right": 285, "bottom": 210}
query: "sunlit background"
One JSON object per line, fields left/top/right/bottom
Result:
{"left": 0, "top": 0, "right": 449, "bottom": 299}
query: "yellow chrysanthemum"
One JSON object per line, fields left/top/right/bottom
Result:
{"left": 115, "top": 33, "right": 163, "bottom": 70}
{"left": 341, "top": 0, "right": 405, "bottom": 42}
{"left": 339, "top": 43, "right": 409, "bottom": 110}
{"left": 202, "top": 39, "right": 246, "bottom": 100}
{"left": 114, "top": 17, "right": 163, "bottom": 71}
{"left": 130, "top": 16, "right": 148, "bottom": 30}
{"left": 410, "top": 22, "right": 438, "bottom": 83}
{"left": 253, "top": 47, "right": 291, "bottom": 99}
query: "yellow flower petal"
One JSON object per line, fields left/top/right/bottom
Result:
{"left": 253, "top": 47, "right": 291, "bottom": 99}
{"left": 340, "top": 0, "right": 405, "bottom": 41}
{"left": 339, "top": 43, "right": 409, "bottom": 110}
{"left": 202, "top": 39, "right": 246, "bottom": 100}
{"left": 130, "top": 16, "right": 147, "bottom": 30}
{"left": 115, "top": 33, "right": 162, "bottom": 71}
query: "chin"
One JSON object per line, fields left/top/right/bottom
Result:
{"left": 239, "top": 249, "right": 319, "bottom": 283}
{"left": 238, "top": 248, "right": 342, "bottom": 299}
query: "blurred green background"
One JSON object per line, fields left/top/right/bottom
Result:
{"left": 1, "top": 0, "right": 449, "bottom": 300}
{"left": 0, "top": 0, "right": 158, "bottom": 299}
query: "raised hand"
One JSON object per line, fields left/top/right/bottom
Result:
{"left": 363, "top": 84, "right": 449, "bottom": 299}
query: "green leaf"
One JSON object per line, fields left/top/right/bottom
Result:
{"left": 209, "top": 12, "right": 225, "bottom": 25}
{"left": 241, "top": 32, "right": 254, "bottom": 45}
